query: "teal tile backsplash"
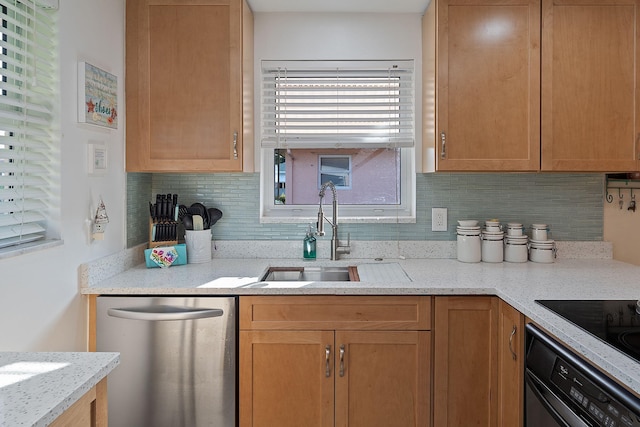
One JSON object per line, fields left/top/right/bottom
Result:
{"left": 127, "top": 172, "right": 604, "bottom": 248}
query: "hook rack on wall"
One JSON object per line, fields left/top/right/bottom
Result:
{"left": 605, "top": 175, "right": 640, "bottom": 212}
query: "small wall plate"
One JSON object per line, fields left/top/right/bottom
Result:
{"left": 87, "top": 142, "right": 108, "bottom": 175}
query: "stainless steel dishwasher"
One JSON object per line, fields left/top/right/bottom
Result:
{"left": 96, "top": 296, "right": 236, "bottom": 427}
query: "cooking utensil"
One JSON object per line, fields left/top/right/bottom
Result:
{"left": 178, "top": 204, "right": 189, "bottom": 221}
{"left": 190, "top": 203, "right": 209, "bottom": 228}
{"left": 182, "top": 213, "right": 194, "bottom": 230}
{"left": 208, "top": 208, "right": 223, "bottom": 227}
{"left": 192, "top": 214, "right": 204, "bottom": 231}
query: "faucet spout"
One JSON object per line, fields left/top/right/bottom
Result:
{"left": 317, "top": 182, "right": 350, "bottom": 260}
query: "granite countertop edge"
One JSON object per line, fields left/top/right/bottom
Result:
{"left": 0, "top": 352, "right": 120, "bottom": 427}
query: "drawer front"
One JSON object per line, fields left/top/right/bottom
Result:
{"left": 239, "top": 296, "right": 431, "bottom": 330}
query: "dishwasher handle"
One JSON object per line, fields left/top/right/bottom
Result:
{"left": 107, "top": 305, "right": 224, "bottom": 321}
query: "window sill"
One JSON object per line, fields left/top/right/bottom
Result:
{"left": 260, "top": 215, "right": 416, "bottom": 224}
{"left": 0, "top": 239, "right": 63, "bottom": 260}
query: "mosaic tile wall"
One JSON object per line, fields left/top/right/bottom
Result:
{"left": 127, "top": 172, "right": 605, "bottom": 247}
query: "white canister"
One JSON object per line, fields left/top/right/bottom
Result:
{"left": 529, "top": 240, "right": 556, "bottom": 263}
{"left": 481, "top": 232, "right": 504, "bottom": 263}
{"left": 504, "top": 236, "right": 528, "bottom": 263}
{"left": 184, "top": 229, "right": 212, "bottom": 263}
{"left": 531, "top": 224, "right": 549, "bottom": 241}
{"left": 506, "top": 223, "right": 524, "bottom": 236}
{"left": 457, "top": 230, "right": 481, "bottom": 263}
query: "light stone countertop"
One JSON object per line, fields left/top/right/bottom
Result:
{"left": 79, "top": 241, "right": 640, "bottom": 395}
{"left": 0, "top": 352, "right": 119, "bottom": 427}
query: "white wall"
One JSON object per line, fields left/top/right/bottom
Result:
{"left": 0, "top": 0, "right": 126, "bottom": 351}
{"left": 604, "top": 200, "right": 640, "bottom": 266}
{"left": 253, "top": 12, "right": 424, "bottom": 171}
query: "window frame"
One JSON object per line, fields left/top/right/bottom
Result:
{"left": 259, "top": 59, "right": 416, "bottom": 224}
{"left": 260, "top": 147, "right": 416, "bottom": 224}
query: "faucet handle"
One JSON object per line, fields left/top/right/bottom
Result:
{"left": 339, "top": 233, "right": 351, "bottom": 254}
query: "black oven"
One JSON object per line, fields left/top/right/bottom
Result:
{"left": 525, "top": 323, "right": 640, "bottom": 427}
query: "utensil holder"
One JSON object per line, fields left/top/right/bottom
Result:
{"left": 184, "top": 229, "right": 212, "bottom": 263}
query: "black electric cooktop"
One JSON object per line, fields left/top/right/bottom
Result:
{"left": 536, "top": 300, "right": 640, "bottom": 364}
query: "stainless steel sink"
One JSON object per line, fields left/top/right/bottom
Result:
{"left": 260, "top": 266, "right": 357, "bottom": 282}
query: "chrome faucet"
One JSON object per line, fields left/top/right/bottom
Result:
{"left": 317, "top": 181, "right": 351, "bottom": 260}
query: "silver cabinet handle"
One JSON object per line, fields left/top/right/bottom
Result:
{"left": 509, "top": 325, "right": 517, "bottom": 360}
{"left": 107, "top": 306, "right": 223, "bottom": 321}
{"left": 339, "top": 344, "right": 345, "bottom": 377}
{"left": 325, "top": 345, "right": 331, "bottom": 378}
{"left": 233, "top": 131, "right": 238, "bottom": 160}
{"left": 440, "top": 131, "right": 446, "bottom": 159}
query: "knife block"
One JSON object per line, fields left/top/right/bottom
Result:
{"left": 148, "top": 218, "right": 178, "bottom": 248}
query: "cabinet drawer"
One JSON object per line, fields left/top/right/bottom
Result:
{"left": 239, "top": 296, "right": 431, "bottom": 330}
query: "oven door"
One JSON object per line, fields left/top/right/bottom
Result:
{"left": 525, "top": 369, "right": 590, "bottom": 427}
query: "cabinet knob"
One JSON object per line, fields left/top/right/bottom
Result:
{"left": 339, "top": 344, "right": 345, "bottom": 377}
{"left": 440, "top": 131, "right": 447, "bottom": 159}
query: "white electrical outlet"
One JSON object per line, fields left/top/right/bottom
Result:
{"left": 432, "top": 208, "right": 448, "bottom": 232}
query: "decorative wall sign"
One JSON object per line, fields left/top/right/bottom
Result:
{"left": 78, "top": 62, "right": 118, "bottom": 129}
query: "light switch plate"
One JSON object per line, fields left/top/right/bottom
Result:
{"left": 432, "top": 208, "right": 448, "bottom": 232}
{"left": 87, "top": 142, "right": 108, "bottom": 175}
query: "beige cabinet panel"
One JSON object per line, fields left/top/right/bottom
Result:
{"left": 126, "top": 0, "right": 253, "bottom": 172}
{"left": 541, "top": 0, "right": 640, "bottom": 171}
{"left": 431, "top": 0, "right": 541, "bottom": 171}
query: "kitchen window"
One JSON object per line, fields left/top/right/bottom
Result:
{"left": 0, "top": 1, "right": 59, "bottom": 251}
{"left": 260, "top": 60, "right": 415, "bottom": 222}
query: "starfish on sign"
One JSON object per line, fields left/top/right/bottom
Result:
{"left": 86, "top": 99, "right": 95, "bottom": 113}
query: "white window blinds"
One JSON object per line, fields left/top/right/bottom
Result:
{"left": 261, "top": 60, "right": 415, "bottom": 149}
{"left": 0, "top": 1, "right": 58, "bottom": 249}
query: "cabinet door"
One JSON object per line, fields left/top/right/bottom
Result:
{"left": 436, "top": 0, "right": 541, "bottom": 171}
{"left": 239, "top": 330, "right": 334, "bottom": 427}
{"left": 334, "top": 331, "right": 431, "bottom": 427}
{"left": 434, "top": 296, "right": 499, "bottom": 427}
{"left": 126, "top": 0, "right": 245, "bottom": 172}
{"left": 497, "top": 300, "right": 524, "bottom": 427}
{"left": 541, "top": 0, "right": 640, "bottom": 171}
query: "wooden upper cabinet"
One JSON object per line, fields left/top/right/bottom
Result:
{"left": 431, "top": 0, "right": 541, "bottom": 171}
{"left": 126, "top": 0, "right": 254, "bottom": 172}
{"left": 541, "top": 0, "right": 640, "bottom": 171}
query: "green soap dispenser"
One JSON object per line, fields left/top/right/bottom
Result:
{"left": 303, "top": 224, "right": 316, "bottom": 260}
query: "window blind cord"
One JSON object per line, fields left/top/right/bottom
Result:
{"left": 390, "top": 66, "right": 404, "bottom": 259}
{"left": 31, "top": 1, "right": 38, "bottom": 87}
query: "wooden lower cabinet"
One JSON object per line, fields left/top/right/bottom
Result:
{"left": 434, "top": 296, "right": 525, "bottom": 427}
{"left": 434, "top": 296, "right": 499, "bottom": 427}
{"left": 240, "top": 330, "right": 334, "bottom": 427}
{"left": 239, "top": 296, "right": 431, "bottom": 427}
{"left": 497, "top": 300, "right": 525, "bottom": 427}
{"left": 50, "top": 378, "right": 108, "bottom": 427}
